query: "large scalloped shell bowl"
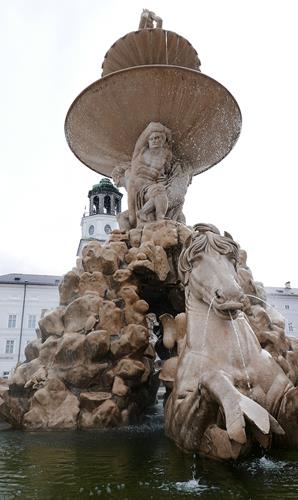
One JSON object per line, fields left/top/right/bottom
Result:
{"left": 65, "top": 65, "right": 241, "bottom": 178}
{"left": 101, "top": 29, "right": 201, "bottom": 76}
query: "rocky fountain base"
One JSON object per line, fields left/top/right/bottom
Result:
{"left": 1, "top": 219, "right": 298, "bottom": 461}
{"left": 0, "top": 220, "right": 188, "bottom": 430}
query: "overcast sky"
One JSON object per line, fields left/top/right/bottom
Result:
{"left": 0, "top": 0, "right": 297, "bottom": 287}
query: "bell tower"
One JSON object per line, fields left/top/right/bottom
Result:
{"left": 77, "top": 177, "right": 123, "bottom": 256}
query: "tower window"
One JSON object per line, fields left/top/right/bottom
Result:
{"left": 104, "top": 195, "right": 111, "bottom": 214}
{"left": 115, "top": 197, "right": 121, "bottom": 214}
{"left": 88, "top": 225, "right": 95, "bottom": 236}
{"left": 93, "top": 196, "right": 99, "bottom": 214}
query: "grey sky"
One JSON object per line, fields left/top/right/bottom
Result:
{"left": 0, "top": 0, "right": 297, "bottom": 287}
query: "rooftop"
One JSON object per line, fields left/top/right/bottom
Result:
{"left": 266, "top": 286, "right": 298, "bottom": 296}
{"left": 0, "top": 274, "right": 61, "bottom": 286}
{"left": 89, "top": 177, "right": 122, "bottom": 197}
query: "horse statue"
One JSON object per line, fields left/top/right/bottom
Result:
{"left": 162, "top": 224, "right": 298, "bottom": 460}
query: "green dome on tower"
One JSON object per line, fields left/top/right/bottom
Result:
{"left": 89, "top": 177, "right": 122, "bottom": 197}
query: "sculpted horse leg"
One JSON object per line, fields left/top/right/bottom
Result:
{"left": 237, "top": 315, "right": 298, "bottom": 448}
{"left": 275, "top": 386, "right": 298, "bottom": 448}
{"left": 165, "top": 387, "right": 245, "bottom": 460}
{"left": 200, "top": 369, "right": 284, "bottom": 445}
{"left": 165, "top": 385, "right": 218, "bottom": 453}
{"left": 165, "top": 365, "right": 284, "bottom": 460}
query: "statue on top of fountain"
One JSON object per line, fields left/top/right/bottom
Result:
{"left": 112, "top": 122, "right": 192, "bottom": 231}
{"left": 138, "top": 9, "right": 163, "bottom": 29}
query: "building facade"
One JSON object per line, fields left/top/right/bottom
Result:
{"left": 265, "top": 283, "right": 298, "bottom": 338}
{"left": 0, "top": 274, "right": 60, "bottom": 377}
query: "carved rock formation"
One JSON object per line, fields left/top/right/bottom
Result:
{"left": 1, "top": 221, "right": 188, "bottom": 430}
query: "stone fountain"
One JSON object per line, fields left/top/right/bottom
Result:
{"left": 2, "top": 10, "right": 298, "bottom": 461}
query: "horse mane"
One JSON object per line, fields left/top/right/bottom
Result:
{"left": 178, "top": 224, "right": 239, "bottom": 284}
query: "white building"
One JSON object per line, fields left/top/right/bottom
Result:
{"left": 265, "top": 282, "right": 298, "bottom": 338}
{"left": 0, "top": 274, "right": 60, "bottom": 377}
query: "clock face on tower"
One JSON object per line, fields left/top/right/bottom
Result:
{"left": 88, "top": 225, "right": 95, "bottom": 235}
{"left": 104, "top": 224, "right": 112, "bottom": 234}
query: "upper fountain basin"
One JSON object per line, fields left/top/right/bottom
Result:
{"left": 65, "top": 65, "right": 241, "bottom": 178}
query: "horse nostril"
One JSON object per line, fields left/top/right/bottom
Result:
{"left": 215, "top": 289, "right": 222, "bottom": 299}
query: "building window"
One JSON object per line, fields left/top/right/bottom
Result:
{"left": 8, "top": 314, "right": 16, "bottom": 328}
{"left": 40, "top": 309, "right": 49, "bottom": 318}
{"left": 28, "top": 315, "right": 36, "bottom": 329}
{"left": 289, "top": 322, "right": 294, "bottom": 333}
{"left": 5, "top": 340, "right": 15, "bottom": 354}
{"left": 104, "top": 224, "right": 112, "bottom": 234}
{"left": 285, "top": 305, "right": 290, "bottom": 310}
{"left": 2, "top": 371, "right": 10, "bottom": 379}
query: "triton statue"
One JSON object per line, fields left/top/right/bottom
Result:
{"left": 112, "top": 122, "right": 192, "bottom": 229}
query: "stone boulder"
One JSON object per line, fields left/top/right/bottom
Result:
{"left": 1, "top": 391, "right": 30, "bottom": 427}
{"left": 79, "top": 271, "right": 108, "bottom": 297}
{"left": 111, "top": 324, "right": 149, "bottom": 359}
{"left": 25, "top": 339, "right": 42, "bottom": 362}
{"left": 39, "top": 306, "right": 65, "bottom": 342}
{"left": 23, "top": 378, "right": 79, "bottom": 430}
{"left": 10, "top": 358, "right": 44, "bottom": 388}
{"left": 51, "top": 332, "right": 110, "bottom": 388}
{"left": 82, "top": 240, "right": 103, "bottom": 273}
{"left": 79, "top": 398, "right": 121, "bottom": 429}
{"left": 118, "top": 286, "right": 149, "bottom": 325}
{"left": 63, "top": 293, "right": 102, "bottom": 333}
{"left": 114, "top": 359, "right": 146, "bottom": 385}
{"left": 59, "top": 271, "right": 80, "bottom": 306}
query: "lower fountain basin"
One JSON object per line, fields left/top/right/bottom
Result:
{"left": 1, "top": 400, "right": 298, "bottom": 499}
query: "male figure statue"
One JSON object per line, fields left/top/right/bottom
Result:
{"left": 128, "top": 122, "right": 172, "bottom": 227}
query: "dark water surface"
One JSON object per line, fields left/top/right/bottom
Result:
{"left": 1, "top": 403, "right": 298, "bottom": 500}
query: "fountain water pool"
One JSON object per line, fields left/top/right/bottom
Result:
{"left": 1, "top": 401, "right": 298, "bottom": 499}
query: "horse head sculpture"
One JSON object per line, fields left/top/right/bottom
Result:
{"left": 179, "top": 224, "right": 245, "bottom": 319}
